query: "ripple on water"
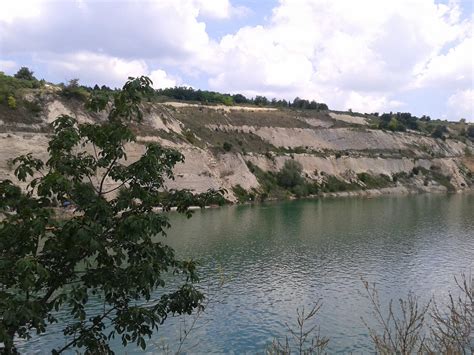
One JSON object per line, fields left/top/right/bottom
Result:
{"left": 17, "top": 194, "right": 474, "bottom": 354}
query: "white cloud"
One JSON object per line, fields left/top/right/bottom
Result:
{"left": 38, "top": 51, "right": 177, "bottom": 89}
{"left": 194, "top": 0, "right": 250, "bottom": 19}
{"left": 447, "top": 89, "right": 474, "bottom": 121}
{"left": 0, "top": 0, "right": 213, "bottom": 61}
{"left": 344, "top": 92, "right": 404, "bottom": 113}
{"left": 41, "top": 52, "right": 148, "bottom": 87}
{"left": 414, "top": 35, "right": 473, "bottom": 89}
{"left": 0, "top": 60, "right": 17, "bottom": 72}
{"left": 0, "top": 0, "right": 472, "bottom": 118}
{"left": 203, "top": 0, "right": 472, "bottom": 114}
{"left": 0, "top": 0, "right": 41, "bottom": 23}
{"left": 149, "top": 69, "right": 178, "bottom": 89}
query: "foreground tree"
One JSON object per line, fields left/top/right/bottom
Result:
{"left": 0, "top": 76, "right": 222, "bottom": 353}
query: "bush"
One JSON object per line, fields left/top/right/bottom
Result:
{"left": 431, "top": 125, "right": 447, "bottom": 140}
{"left": 277, "top": 160, "right": 305, "bottom": 188}
{"left": 23, "top": 100, "right": 42, "bottom": 114}
{"left": 322, "top": 175, "right": 358, "bottom": 192}
{"left": 61, "top": 79, "right": 89, "bottom": 101}
{"left": 7, "top": 95, "right": 16, "bottom": 109}
{"left": 223, "top": 142, "right": 232, "bottom": 152}
{"left": 232, "top": 185, "right": 255, "bottom": 202}
{"left": 0, "top": 72, "right": 37, "bottom": 104}
{"left": 357, "top": 173, "right": 392, "bottom": 189}
{"left": 392, "top": 171, "right": 409, "bottom": 182}
{"left": 184, "top": 130, "right": 196, "bottom": 144}
{"left": 14, "top": 67, "right": 36, "bottom": 81}
{"left": 467, "top": 125, "right": 474, "bottom": 139}
{"left": 246, "top": 161, "right": 287, "bottom": 200}
{"left": 292, "top": 184, "right": 309, "bottom": 197}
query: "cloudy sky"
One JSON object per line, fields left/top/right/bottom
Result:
{"left": 0, "top": 0, "right": 472, "bottom": 120}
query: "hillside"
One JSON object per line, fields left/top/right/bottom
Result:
{"left": 1, "top": 74, "right": 473, "bottom": 202}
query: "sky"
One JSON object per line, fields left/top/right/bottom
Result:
{"left": 0, "top": 0, "right": 472, "bottom": 121}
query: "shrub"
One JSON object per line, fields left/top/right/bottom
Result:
{"left": 392, "top": 171, "right": 409, "bottom": 182}
{"left": 322, "top": 175, "right": 359, "bottom": 192}
{"left": 232, "top": 185, "right": 255, "bottom": 202}
{"left": 223, "top": 141, "right": 232, "bottom": 152}
{"left": 61, "top": 79, "right": 89, "bottom": 101}
{"left": 277, "top": 160, "right": 305, "bottom": 188}
{"left": 23, "top": 100, "right": 42, "bottom": 114}
{"left": 292, "top": 184, "right": 309, "bottom": 198}
{"left": 246, "top": 161, "right": 287, "bottom": 200}
{"left": 467, "top": 125, "right": 474, "bottom": 139}
{"left": 184, "top": 130, "right": 196, "bottom": 144}
{"left": 431, "top": 125, "right": 447, "bottom": 140}
{"left": 357, "top": 173, "right": 392, "bottom": 189}
{"left": 14, "top": 67, "right": 36, "bottom": 81}
{"left": 7, "top": 95, "right": 16, "bottom": 109}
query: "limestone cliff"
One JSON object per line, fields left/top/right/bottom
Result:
{"left": 1, "top": 89, "right": 473, "bottom": 202}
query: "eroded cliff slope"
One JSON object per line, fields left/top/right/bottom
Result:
{"left": 1, "top": 88, "right": 473, "bottom": 202}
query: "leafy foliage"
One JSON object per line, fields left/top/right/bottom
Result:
{"left": 357, "top": 173, "right": 392, "bottom": 189}
{"left": 467, "top": 125, "right": 474, "bottom": 139}
{"left": 14, "top": 67, "right": 37, "bottom": 81}
{"left": 244, "top": 160, "right": 318, "bottom": 200}
{"left": 431, "top": 125, "right": 448, "bottom": 140}
{"left": 0, "top": 76, "right": 222, "bottom": 353}
{"left": 277, "top": 160, "right": 305, "bottom": 189}
{"left": 321, "top": 175, "right": 359, "bottom": 193}
{"left": 7, "top": 95, "right": 16, "bottom": 109}
{"left": 0, "top": 72, "right": 40, "bottom": 105}
{"left": 155, "top": 86, "right": 327, "bottom": 110}
{"left": 291, "top": 97, "right": 328, "bottom": 111}
{"left": 60, "top": 79, "right": 90, "bottom": 101}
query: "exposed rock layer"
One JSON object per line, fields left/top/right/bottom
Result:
{"left": 1, "top": 97, "right": 473, "bottom": 201}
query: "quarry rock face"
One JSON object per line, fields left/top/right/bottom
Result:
{"left": 1, "top": 97, "right": 473, "bottom": 202}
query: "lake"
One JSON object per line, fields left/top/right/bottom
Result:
{"left": 19, "top": 193, "right": 474, "bottom": 353}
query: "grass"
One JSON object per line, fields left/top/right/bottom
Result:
{"left": 321, "top": 175, "right": 360, "bottom": 193}
{"left": 357, "top": 173, "right": 392, "bottom": 189}
{"left": 232, "top": 185, "right": 258, "bottom": 203}
{"left": 417, "top": 166, "right": 456, "bottom": 192}
{"left": 245, "top": 161, "right": 289, "bottom": 200}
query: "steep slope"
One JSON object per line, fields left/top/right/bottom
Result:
{"left": 1, "top": 89, "right": 473, "bottom": 202}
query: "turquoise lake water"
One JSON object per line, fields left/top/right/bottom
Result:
{"left": 20, "top": 193, "right": 474, "bottom": 353}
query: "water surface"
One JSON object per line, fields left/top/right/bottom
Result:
{"left": 21, "top": 194, "right": 474, "bottom": 353}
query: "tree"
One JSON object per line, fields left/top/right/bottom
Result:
{"left": 0, "top": 76, "right": 222, "bottom": 353}
{"left": 277, "top": 160, "right": 305, "bottom": 188}
{"left": 254, "top": 95, "right": 269, "bottom": 106}
{"left": 14, "top": 67, "right": 36, "bottom": 81}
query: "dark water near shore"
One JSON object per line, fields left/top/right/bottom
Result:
{"left": 20, "top": 194, "right": 474, "bottom": 353}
